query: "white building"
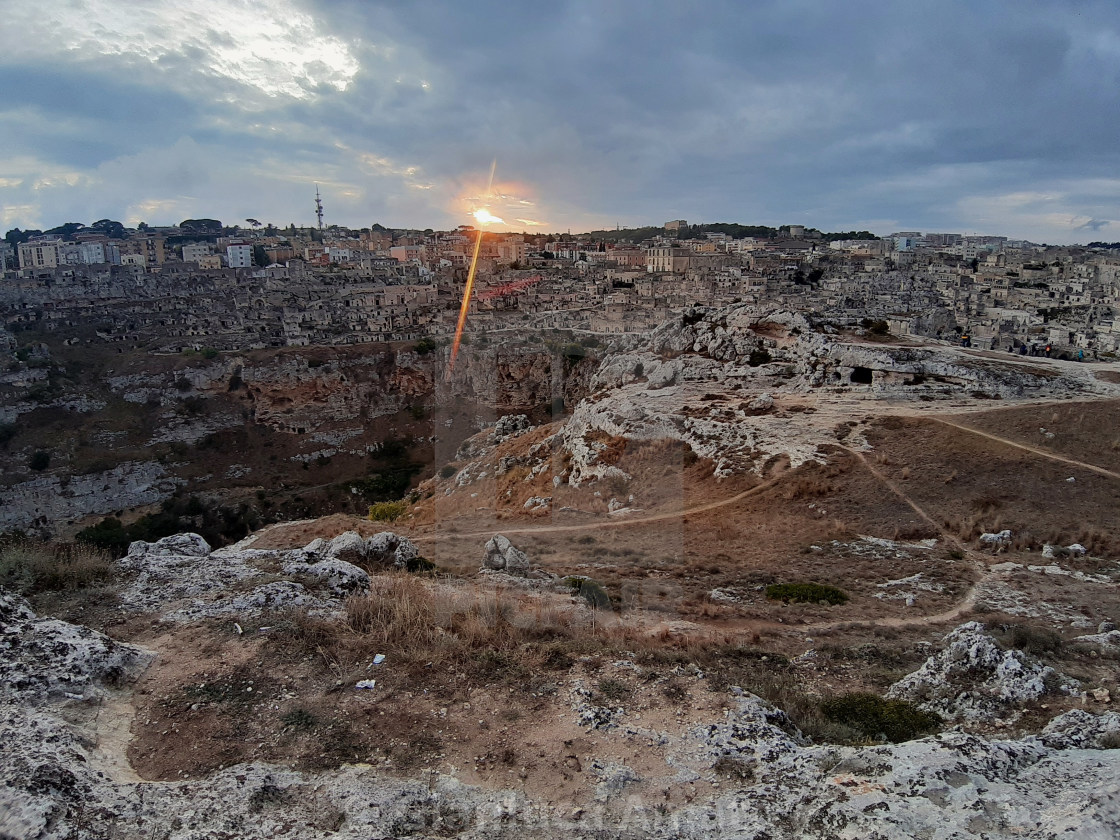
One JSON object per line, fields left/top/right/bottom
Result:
{"left": 226, "top": 243, "right": 252, "bottom": 268}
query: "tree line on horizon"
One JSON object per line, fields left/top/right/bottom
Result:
{"left": 584, "top": 223, "right": 880, "bottom": 243}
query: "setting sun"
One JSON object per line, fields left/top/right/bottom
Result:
{"left": 471, "top": 208, "right": 504, "bottom": 225}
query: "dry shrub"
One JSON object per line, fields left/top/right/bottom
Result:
{"left": 582, "top": 429, "right": 628, "bottom": 466}
{"left": 990, "top": 622, "right": 1063, "bottom": 656}
{"left": 347, "top": 574, "right": 439, "bottom": 646}
{"left": 971, "top": 494, "right": 1002, "bottom": 513}
{"left": 784, "top": 477, "right": 832, "bottom": 500}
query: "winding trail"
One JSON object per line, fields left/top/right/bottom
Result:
{"left": 929, "top": 417, "right": 1120, "bottom": 481}
{"left": 412, "top": 473, "right": 789, "bottom": 542}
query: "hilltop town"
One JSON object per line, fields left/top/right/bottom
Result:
{"left": 4, "top": 218, "right": 1120, "bottom": 356}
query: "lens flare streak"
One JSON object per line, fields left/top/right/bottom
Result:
{"left": 447, "top": 159, "right": 498, "bottom": 380}
{"left": 447, "top": 226, "right": 483, "bottom": 378}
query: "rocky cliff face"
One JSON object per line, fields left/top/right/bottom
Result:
{"left": 0, "top": 338, "right": 597, "bottom": 534}
{"left": 0, "top": 461, "right": 182, "bottom": 533}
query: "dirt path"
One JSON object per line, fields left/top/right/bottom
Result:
{"left": 412, "top": 473, "right": 788, "bottom": 542}
{"left": 837, "top": 444, "right": 962, "bottom": 549}
{"left": 929, "top": 417, "right": 1120, "bottom": 480}
{"left": 804, "top": 574, "right": 986, "bottom": 634}
{"left": 86, "top": 690, "right": 145, "bottom": 784}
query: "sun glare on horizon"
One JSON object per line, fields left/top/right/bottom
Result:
{"left": 472, "top": 208, "right": 505, "bottom": 225}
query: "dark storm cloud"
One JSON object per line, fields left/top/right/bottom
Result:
{"left": 2, "top": 0, "right": 1120, "bottom": 241}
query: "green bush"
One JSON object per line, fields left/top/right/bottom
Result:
{"left": 369, "top": 500, "right": 409, "bottom": 522}
{"left": 350, "top": 467, "right": 417, "bottom": 500}
{"left": 76, "top": 517, "right": 132, "bottom": 555}
{"left": 404, "top": 555, "right": 436, "bottom": 574}
{"left": 414, "top": 337, "right": 437, "bottom": 355}
{"left": 765, "top": 582, "right": 848, "bottom": 605}
{"left": 561, "top": 342, "right": 586, "bottom": 361}
{"left": 439, "top": 464, "right": 457, "bottom": 479}
{"left": 820, "top": 692, "right": 941, "bottom": 743}
{"left": 861, "top": 318, "right": 890, "bottom": 336}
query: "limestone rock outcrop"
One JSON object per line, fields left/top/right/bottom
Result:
{"left": 483, "top": 535, "right": 531, "bottom": 575}
{"left": 0, "top": 588, "right": 152, "bottom": 703}
{"left": 323, "top": 530, "right": 368, "bottom": 564}
{"left": 887, "top": 621, "right": 1080, "bottom": 721}
{"left": 5, "top": 568, "right": 1120, "bottom": 838}
{"left": 282, "top": 556, "right": 371, "bottom": 597}
{"left": 559, "top": 304, "right": 1120, "bottom": 483}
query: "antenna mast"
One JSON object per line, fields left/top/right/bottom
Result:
{"left": 314, "top": 184, "right": 324, "bottom": 232}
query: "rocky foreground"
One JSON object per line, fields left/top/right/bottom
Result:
{"left": 4, "top": 533, "right": 1120, "bottom": 839}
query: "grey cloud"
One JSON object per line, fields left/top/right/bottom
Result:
{"left": 2, "top": 0, "right": 1120, "bottom": 240}
{"left": 1078, "top": 218, "right": 1113, "bottom": 231}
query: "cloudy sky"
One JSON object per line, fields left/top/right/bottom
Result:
{"left": 2, "top": 0, "right": 1119, "bottom": 242}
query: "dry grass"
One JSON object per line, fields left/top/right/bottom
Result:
{"left": 282, "top": 574, "right": 599, "bottom": 684}
{"left": 0, "top": 539, "right": 114, "bottom": 594}
{"left": 275, "top": 572, "right": 747, "bottom": 692}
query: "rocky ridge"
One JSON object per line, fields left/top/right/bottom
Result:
{"left": 558, "top": 305, "right": 1120, "bottom": 483}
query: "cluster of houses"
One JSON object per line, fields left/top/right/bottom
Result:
{"left": 3, "top": 219, "right": 1119, "bottom": 356}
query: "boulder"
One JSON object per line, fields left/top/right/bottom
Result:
{"left": 1042, "top": 543, "right": 1088, "bottom": 559}
{"left": 127, "top": 532, "right": 211, "bottom": 559}
{"left": 366, "top": 532, "right": 420, "bottom": 569}
{"left": 483, "top": 534, "right": 531, "bottom": 575}
{"left": 325, "top": 531, "right": 368, "bottom": 564}
{"left": 1040, "top": 709, "right": 1120, "bottom": 749}
{"left": 1073, "top": 627, "right": 1120, "bottom": 650}
{"left": 748, "top": 392, "right": 774, "bottom": 412}
{"left": 523, "top": 496, "right": 551, "bottom": 515}
{"left": 283, "top": 557, "right": 370, "bottom": 596}
{"left": 491, "top": 414, "right": 532, "bottom": 443}
{"left": 979, "top": 529, "right": 1012, "bottom": 549}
